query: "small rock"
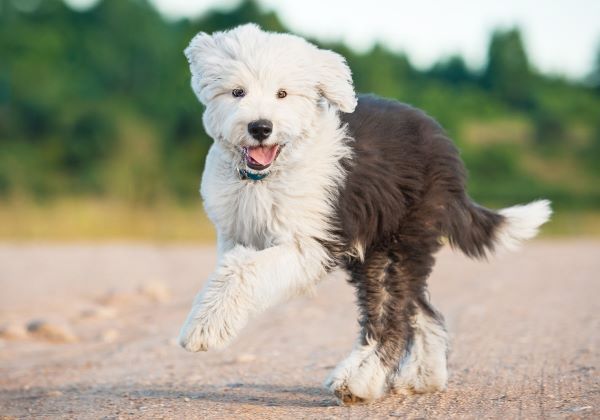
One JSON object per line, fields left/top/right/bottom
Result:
{"left": 568, "top": 406, "right": 592, "bottom": 412}
{"left": 26, "top": 320, "right": 78, "bottom": 343}
{"left": 80, "top": 305, "right": 117, "bottom": 320}
{"left": 0, "top": 323, "right": 28, "bottom": 340}
{"left": 101, "top": 328, "right": 119, "bottom": 343}
{"left": 46, "top": 390, "right": 63, "bottom": 397}
{"left": 138, "top": 281, "right": 171, "bottom": 303}
{"left": 96, "top": 290, "right": 138, "bottom": 306}
{"left": 235, "top": 353, "right": 256, "bottom": 363}
{"left": 183, "top": 397, "right": 190, "bottom": 402}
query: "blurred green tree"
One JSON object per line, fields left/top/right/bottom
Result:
{"left": 0, "top": 0, "right": 598, "bottom": 209}
{"left": 428, "top": 55, "right": 476, "bottom": 86}
{"left": 481, "top": 28, "right": 534, "bottom": 109}
{"left": 587, "top": 42, "right": 600, "bottom": 93}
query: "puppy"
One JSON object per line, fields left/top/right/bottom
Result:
{"left": 178, "top": 24, "right": 551, "bottom": 404}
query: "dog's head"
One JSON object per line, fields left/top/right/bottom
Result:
{"left": 185, "top": 24, "right": 356, "bottom": 174}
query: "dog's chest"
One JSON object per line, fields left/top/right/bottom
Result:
{"left": 228, "top": 181, "right": 284, "bottom": 248}
{"left": 202, "top": 129, "right": 350, "bottom": 250}
{"left": 203, "top": 172, "right": 321, "bottom": 249}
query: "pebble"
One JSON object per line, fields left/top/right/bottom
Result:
{"left": 568, "top": 406, "right": 592, "bottom": 412}
{"left": 80, "top": 305, "right": 117, "bottom": 319}
{"left": 0, "top": 322, "right": 29, "bottom": 340}
{"left": 46, "top": 390, "right": 63, "bottom": 397}
{"left": 101, "top": 328, "right": 119, "bottom": 343}
{"left": 96, "top": 290, "right": 137, "bottom": 307}
{"left": 235, "top": 353, "right": 256, "bottom": 363}
{"left": 138, "top": 281, "right": 171, "bottom": 303}
{"left": 26, "top": 320, "right": 78, "bottom": 343}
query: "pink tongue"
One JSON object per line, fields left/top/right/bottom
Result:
{"left": 247, "top": 145, "right": 278, "bottom": 165}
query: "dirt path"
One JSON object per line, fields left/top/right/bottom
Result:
{"left": 0, "top": 240, "right": 598, "bottom": 419}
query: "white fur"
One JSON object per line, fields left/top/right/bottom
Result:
{"left": 179, "top": 24, "right": 356, "bottom": 352}
{"left": 391, "top": 308, "right": 449, "bottom": 394}
{"left": 179, "top": 242, "right": 330, "bottom": 351}
{"left": 325, "top": 338, "right": 389, "bottom": 401}
{"left": 495, "top": 199, "right": 552, "bottom": 252}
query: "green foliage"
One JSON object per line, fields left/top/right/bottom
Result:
{"left": 587, "top": 43, "right": 600, "bottom": 92}
{"left": 428, "top": 55, "right": 476, "bottom": 86}
{"left": 482, "top": 28, "right": 534, "bottom": 109}
{"left": 0, "top": 0, "right": 599, "bottom": 210}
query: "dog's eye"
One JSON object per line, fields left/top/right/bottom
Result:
{"left": 276, "top": 89, "right": 287, "bottom": 99}
{"left": 232, "top": 88, "right": 246, "bottom": 98}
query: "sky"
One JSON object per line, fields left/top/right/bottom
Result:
{"left": 65, "top": 0, "right": 600, "bottom": 80}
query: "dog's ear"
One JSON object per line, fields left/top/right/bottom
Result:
{"left": 185, "top": 32, "right": 208, "bottom": 64}
{"left": 184, "top": 32, "right": 219, "bottom": 105}
{"left": 315, "top": 49, "right": 357, "bottom": 113}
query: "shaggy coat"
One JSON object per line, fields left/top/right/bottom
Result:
{"left": 178, "top": 24, "right": 552, "bottom": 404}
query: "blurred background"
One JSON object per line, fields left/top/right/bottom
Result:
{"left": 1, "top": 0, "right": 600, "bottom": 241}
{"left": 1, "top": 2, "right": 599, "bottom": 417}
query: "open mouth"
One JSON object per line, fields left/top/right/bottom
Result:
{"left": 242, "top": 145, "right": 281, "bottom": 170}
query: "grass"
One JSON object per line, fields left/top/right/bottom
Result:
{"left": 542, "top": 210, "right": 600, "bottom": 237}
{"left": 0, "top": 199, "right": 215, "bottom": 242}
{"left": 0, "top": 199, "right": 599, "bottom": 242}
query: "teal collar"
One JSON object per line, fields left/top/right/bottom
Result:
{"left": 238, "top": 168, "right": 268, "bottom": 181}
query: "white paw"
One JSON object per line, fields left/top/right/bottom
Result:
{"left": 391, "top": 309, "right": 448, "bottom": 394}
{"left": 391, "top": 347, "right": 448, "bottom": 394}
{"left": 179, "top": 250, "right": 255, "bottom": 352}
{"left": 325, "top": 342, "right": 389, "bottom": 404}
{"left": 391, "top": 357, "right": 448, "bottom": 394}
{"left": 178, "top": 303, "right": 245, "bottom": 352}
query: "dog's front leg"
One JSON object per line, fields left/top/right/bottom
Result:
{"left": 179, "top": 241, "right": 329, "bottom": 352}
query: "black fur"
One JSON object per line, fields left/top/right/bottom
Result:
{"left": 337, "top": 94, "right": 505, "bottom": 259}
{"left": 330, "top": 94, "right": 507, "bottom": 394}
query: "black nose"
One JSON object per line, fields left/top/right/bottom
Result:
{"left": 247, "top": 119, "right": 273, "bottom": 141}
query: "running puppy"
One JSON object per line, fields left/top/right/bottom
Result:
{"left": 178, "top": 24, "right": 551, "bottom": 404}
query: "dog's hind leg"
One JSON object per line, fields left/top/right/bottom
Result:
{"left": 179, "top": 239, "right": 330, "bottom": 352}
{"left": 390, "top": 295, "right": 448, "bottom": 394}
{"left": 326, "top": 236, "right": 448, "bottom": 403}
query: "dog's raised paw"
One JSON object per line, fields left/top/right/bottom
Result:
{"left": 178, "top": 306, "right": 241, "bottom": 352}
{"left": 178, "top": 319, "right": 211, "bottom": 352}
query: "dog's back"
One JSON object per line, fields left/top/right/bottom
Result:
{"left": 338, "top": 94, "right": 551, "bottom": 261}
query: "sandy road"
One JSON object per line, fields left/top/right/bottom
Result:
{"left": 0, "top": 240, "right": 598, "bottom": 419}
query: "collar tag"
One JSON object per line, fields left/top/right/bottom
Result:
{"left": 238, "top": 168, "right": 268, "bottom": 181}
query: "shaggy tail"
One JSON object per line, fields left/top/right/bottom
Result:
{"left": 447, "top": 199, "right": 552, "bottom": 259}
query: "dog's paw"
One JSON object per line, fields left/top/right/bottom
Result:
{"left": 178, "top": 252, "right": 255, "bottom": 352}
{"left": 178, "top": 304, "right": 246, "bottom": 352}
{"left": 324, "top": 344, "right": 389, "bottom": 404}
{"left": 390, "top": 309, "right": 449, "bottom": 394}
{"left": 390, "top": 351, "right": 448, "bottom": 395}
